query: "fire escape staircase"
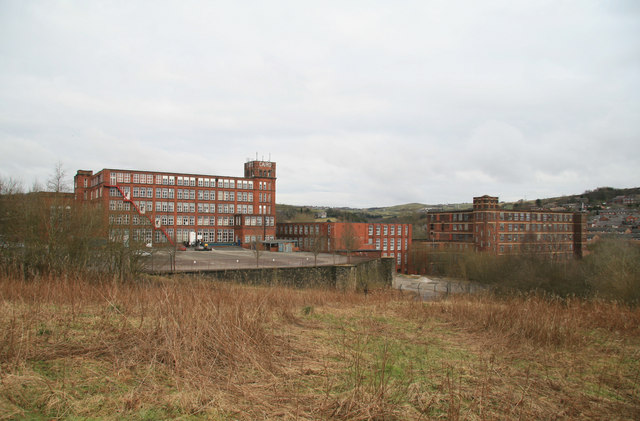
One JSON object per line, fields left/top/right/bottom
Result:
{"left": 105, "top": 184, "right": 175, "bottom": 246}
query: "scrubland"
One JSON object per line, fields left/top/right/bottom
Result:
{"left": 1, "top": 274, "right": 639, "bottom": 420}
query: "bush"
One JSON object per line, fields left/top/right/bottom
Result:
{"left": 584, "top": 239, "right": 640, "bottom": 304}
{"left": 417, "top": 240, "right": 640, "bottom": 303}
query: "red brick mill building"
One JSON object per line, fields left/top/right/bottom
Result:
{"left": 74, "top": 160, "right": 277, "bottom": 247}
{"left": 412, "top": 195, "right": 587, "bottom": 274}
{"left": 276, "top": 222, "right": 413, "bottom": 273}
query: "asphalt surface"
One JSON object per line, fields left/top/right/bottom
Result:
{"left": 143, "top": 247, "right": 354, "bottom": 272}
{"left": 142, "top": 248, "right": 485, "bottom": 301}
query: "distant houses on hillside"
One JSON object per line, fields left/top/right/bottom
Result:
{"left": 588, "top": 209, "right": 640, "bottom": 242}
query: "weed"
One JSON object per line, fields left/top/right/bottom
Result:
{"left": 1, "top": 274, "right": 639, "bottom": 419}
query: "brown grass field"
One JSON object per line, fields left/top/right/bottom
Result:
{"left": 1, "top": 275, "right": 639, "bottom": 420}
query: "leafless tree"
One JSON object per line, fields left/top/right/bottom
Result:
{"left": 309, "top": 225, "right": 328, "bottom": 267}
{"left": 47, "top": 161, "right": 70, "bottom": 193}
{"left": 0, "top": 176, "right": 23, "bottom": 195}
{"left": 251, "top": 239, "right": 262, "bottom": 268}
{"left": 340, "top": 223, "right": 360, "bottom": 264}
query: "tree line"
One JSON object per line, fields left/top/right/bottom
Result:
{"left": 0, "top": 168, "right": 149, "bottom": 280}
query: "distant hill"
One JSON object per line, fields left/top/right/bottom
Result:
{"left": 538, "top": 187, "right": 640, "bottom": 207}
{"left": 277, "top": 187, "right": 639, "bottom": 225}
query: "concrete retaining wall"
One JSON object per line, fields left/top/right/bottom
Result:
{"left": 160, "top": 257, "right": 394, "bottom": 290}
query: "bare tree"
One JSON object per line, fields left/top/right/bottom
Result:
{"left": 47, "top": 161, "right": 70, "bottom": 193}
{"left": 251, "top": 239, "right": 262, "bottom": 268}
{"left": 0, "top": 177, "right": 23, "bottom": 195}
{"left": 340, "top": 223, "right": 360, "bottom": 264}
{"left": 309, "top": 225, "right": 328, "bottom": 267}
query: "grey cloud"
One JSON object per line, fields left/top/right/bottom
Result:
{"left": 1, "top": 1, "right": 639, "bottom": 206}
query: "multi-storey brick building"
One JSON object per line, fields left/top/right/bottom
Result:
{"left": 276, "top": 222, "right": 412, "bottom": 273}
{"left": 74, "top": 160, "right": 277, "bottom": 246}
{"left": 416, "top": 195, "right": 587, "bottom": 259}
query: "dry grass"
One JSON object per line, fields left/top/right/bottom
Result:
{"left": 1, "top": 275, "right": 639, "bottom": 420}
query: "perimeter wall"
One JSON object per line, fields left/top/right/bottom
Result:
{"left": 160, "top": 257, "right": 394, "bottom": 291}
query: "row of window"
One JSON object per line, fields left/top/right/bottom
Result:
{"left": 501, "top": 223, "right": 572, "bottom": 232}
{"left": 242, "top": 216, "right": 275, "bottom": 227}
{"left": 368, "top": 224, "right": 410, "bottom": 236}
{"left": 451, "top": 213, "right": 472, "bottom": 222}
{"left": 433, "top": 222, "right": 574, "bottom": 233}
{"left": 281, "top": 225, "right": 320, "bottom": 235}
{"left": 110, "top": 172, "right": 268, "bottom": 190}
{"left": 109, "top": 200, "right": 131, "bottom": 211}
{"left": 243, "top": 234, "right": 276, "bottom": 243}
{"left": 499, "top": 243, "right": 574, "bottom": 253}
{"left": 174, "top": 228, "right": 235, "bottom": 243}
{"left": 120, "top": 200, "right": 262, "bottom": 216}
{"left": 499, "top": 233, "right": 575, "bottom": 242}
{"left": 121, "top": 187, "right": 262, "bottom": 203}
{"left": 430, "top": 212, "right": 575, "bottom": 223}
{"left": 501, "top": 212, "right": 572, "bottom": 222}
{"left": 373, "top": 237, "right": 408, "bottom": 251}
{"left": 148, "top": 215, "right": 277, "bottom": 228}
{"left": 150, "top": 215, "right": 237, "bottom": 227}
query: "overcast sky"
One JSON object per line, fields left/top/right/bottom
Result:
{"left": 1, "top": 1, "right": 638, "bottom": 207}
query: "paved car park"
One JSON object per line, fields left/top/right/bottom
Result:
{"left": 143, "top": 246, "right": 353, "bottom": 272}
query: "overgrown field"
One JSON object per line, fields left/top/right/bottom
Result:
{"left": 1, "top": 276, "right": 639, "bottom": 420}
